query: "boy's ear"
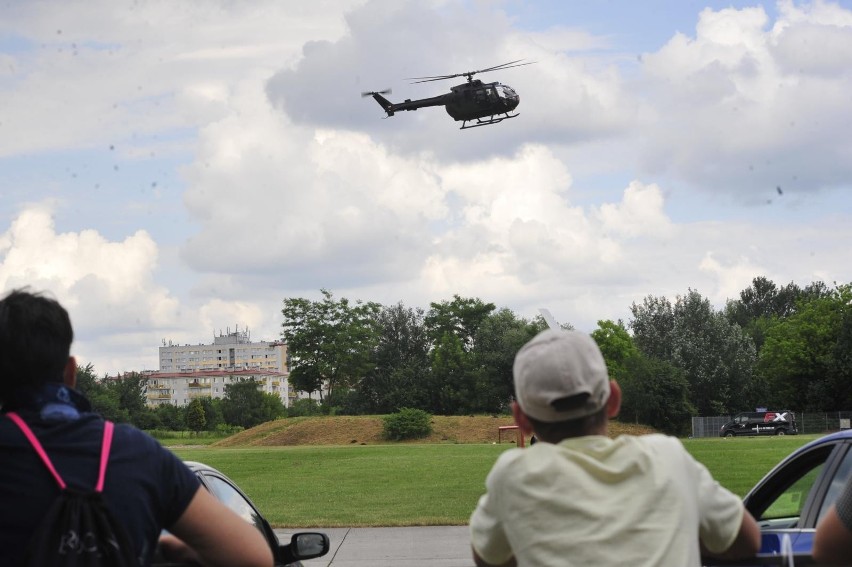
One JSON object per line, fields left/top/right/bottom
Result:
{"left": 512, "top": 401, "right": 535, "bottom": 435}
{"left": 607, "top": 380, "right": 622, "bottom": 418}
{"left": 63, "top": 356, "right": 77, "bottom": 389}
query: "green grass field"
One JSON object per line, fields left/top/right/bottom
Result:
{"left": 171, "top": 434, "right": 822, "bottom": 528}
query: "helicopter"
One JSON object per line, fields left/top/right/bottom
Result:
{"left": 362, "top": 60, "right": 534, "bottom": 130}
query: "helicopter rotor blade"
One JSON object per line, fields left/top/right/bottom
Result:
{"left": 468, "top": 59, "right": 527, "bottom": 75}
{"left": 408, "top": 75, "right": 460, "bottom": 84}
{"left": 361, "top": 88, "right": 392, "bottom": 97}
{"left": 406, "top": 72, "right": 466, "bottom": 83}
{"left": 406, "top": 60, "right": 536, "bottom": 84}
{"left": 485, "top": 60, "right": 537, "bottom": 73}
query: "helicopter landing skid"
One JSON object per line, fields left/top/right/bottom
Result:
{"left": 460, "top": 112, "right": 519, "bottom": 130}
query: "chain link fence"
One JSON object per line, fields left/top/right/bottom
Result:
{"left": 691, "top": 412, "right": 852, "bottom": 438}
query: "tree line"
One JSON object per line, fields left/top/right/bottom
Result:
{"left": 282, "top": 279, "right": 852, "bottom": 435}
{"left": 77, "top": 277, "right": 851, "bottom": 436}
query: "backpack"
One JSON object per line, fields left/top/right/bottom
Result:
{"left": 7, "top": 412, "right": 138, "bottom": 567}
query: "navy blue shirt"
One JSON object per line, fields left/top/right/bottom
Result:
{"left": 0, "top": 408, "right": 200, "bottom": 566}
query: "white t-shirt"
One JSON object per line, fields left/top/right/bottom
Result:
{"left": 470, "top": 434, "right": 744, "bottom": 566}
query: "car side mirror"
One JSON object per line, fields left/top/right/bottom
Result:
{"left": 281, "top": 532, "right": 330, "bottom": 563}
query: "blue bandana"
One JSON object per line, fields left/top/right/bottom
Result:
{"left": 3, "top": 382, "right": 92, "bottom": 420}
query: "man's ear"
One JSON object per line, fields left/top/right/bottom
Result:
{"left": 512, "top": 401, "right": 535, "bottom": 435}
{"left": 607, "top": 380, "right": 622, "bottom": 419}
{"left": 63, "top": 356, "right": 77, "bottom": 389}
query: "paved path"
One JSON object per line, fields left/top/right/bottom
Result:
{"left": 274, "top": 526, "right": 474, "bottom": 566}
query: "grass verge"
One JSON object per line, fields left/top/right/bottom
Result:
{"left": 172, "top": 434, "right": 820, "bottom": 528}
{"left": 683, "top": 434, "right": 821, "bottom": 496}
{"left": 172, "top": 444, "right": 502, "bottom": 527}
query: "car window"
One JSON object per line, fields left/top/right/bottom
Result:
{"left": 747, "top": 445, "right": 836, "bottom": 529}
{"left": 202, "top": 473, "right": 266, "bottom": 533}
{"left": 817, "top": 447, "right": 852, "bottom": 522}
{"left": 760, "top": 462, "right": 824, "bottom": 523}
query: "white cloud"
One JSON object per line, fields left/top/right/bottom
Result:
{"left": 0, "top": 204, "right": 181, "bottom": 370}
{"left": 180, "top": 78, "right": 447, "bottom": 291}
{"left": 0, "top": 0, "right": 363, "bottom": 157}
{"left": 3, "top": 0, "right": 852, "bottom": 376}
{"left": 265, "top": 1, "right": 637, "bottom": 159}
{"left": 199, "top": 299, "right": 266, "bottom": 339}
{"left": 638, "top": 2, "right": 852, "bottom": 199}
{"left": 699, "top": 252, "right": 766, "bottom": 302}
{"left": 596, "top": 181, "right": 673, "bottom": 238}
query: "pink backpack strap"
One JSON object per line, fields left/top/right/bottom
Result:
{"left": 6, "top": 411, "right": 66, "bottom": 489}
{"left": 6, "top": 412, "right": 114, "bottom": 493}
{"left": 96, "top": 421, "right": 114, "bottom": 492}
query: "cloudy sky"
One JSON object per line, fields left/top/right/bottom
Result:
{"left": 2, "top": 0, "right": 852, "bottom": 374}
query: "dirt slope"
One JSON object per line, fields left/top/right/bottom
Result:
{"left": 214, "top": 415, "right": 656, "bottom": 447}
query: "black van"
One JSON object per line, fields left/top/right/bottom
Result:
{"left": 719, "top": 410, "right": 798, "bottom": 437}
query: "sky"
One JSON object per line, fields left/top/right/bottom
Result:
{"left": 2, "top": 0, "right": 852, "bottom": 375}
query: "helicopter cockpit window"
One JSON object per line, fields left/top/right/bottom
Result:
{"left": 498, "top": 85, "right": 517, "bottom": 98}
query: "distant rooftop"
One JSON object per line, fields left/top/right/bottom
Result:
{"left": 213, "top": 327, "right": 251, "bottom": 345}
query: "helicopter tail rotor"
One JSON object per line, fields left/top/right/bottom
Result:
{"left": 361, "top": 88, "right": 392, "bottom": 97}
{"left": 361, "top": 89, "right": 396, "bottom": 116}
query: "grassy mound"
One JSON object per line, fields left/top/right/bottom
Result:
{"left": 213, "top": 415, "right": 656, "bottom": 447}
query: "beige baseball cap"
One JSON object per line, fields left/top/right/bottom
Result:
{"left": 513, "top": 329, "right": 611, "bottom": 422}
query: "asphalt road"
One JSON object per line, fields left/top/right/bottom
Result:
{"left": 274, "top": 526, "right": 474, "bottom": 566}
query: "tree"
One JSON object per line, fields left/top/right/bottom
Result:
{"left": 104, "top": 372, "right": 153, "bottom": 427}
{"left": 198, "top": 397, "right": 222, "bottom": 431}
{"left": 154, "top": 403, "right": 185, "bottom": 430}
{"left": 591, "top": 320, "right": 639, "bottom": 382}
{"left": 630, "top": 289, "right": 758, "bottom": 415}
{"left": 281, "top": 289, "right": 382, "bottom": 404}
{"left": 590, "top": 319, "right": 694, "bottom": 433}
{"left": 628, "top": 295, "right": 675, "bottom": 361}
{"left": 287, "top": 398, "right": 322, "bottom": 417}
{"left": 185, "top": 398, "right": 207, "bottom": 433}
{"left": 471, "top": 309, "right": 543, "bottom": 413}
{"left": 220, "top": 380, "right": 285, "bottom": 428}
{"left": 724, "top": 277, "right": 821, "bottom": 351}
{"left": 427, "top": 332, "right": 471, "bottom": 414}
{"left": 75, "top": 364, "right": 128, "bottom": 423}
{"left": 425, "top": 295, "right": 496, "bottom": 351}
{"left": 356, "top": 302, "right": 431, "bottom": 414}
{"left": 422, "top": 296, "right": 498, "bottom": 414}
{"left": 725, "top": 277, "right": 835, "bottom": 354}
{"left": 619, "top": 355, "right": 695, "bottom": 435}
{"left": 759, "top": 285, "right": 852, "bottom": 410}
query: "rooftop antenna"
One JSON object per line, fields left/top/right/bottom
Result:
{"left": 539, "top": 308, "right": 560, "bottom": 330}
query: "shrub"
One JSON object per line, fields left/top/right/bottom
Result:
{"left": 215, "top": 423, "right": 244, "bottom": 436}
{"left": 288, "top": 398, "right": 323, "bottom": 417}
{"left": 383, "top": 408, "right": 433, "bottom": 441}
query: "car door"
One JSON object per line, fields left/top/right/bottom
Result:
{"left": 742, "top": 440, "right": 852, "bottom": 558}
{"left": 196, "top": 470, "right": 281, "bottom": 554}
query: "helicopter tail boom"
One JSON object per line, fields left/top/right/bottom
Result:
{"left": 366, "top": 92, "right": 453, "bottom": 118}
{"left": 371, "top": 92, "right": 395, "bottom": 116}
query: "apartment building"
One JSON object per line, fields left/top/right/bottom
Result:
{"left": 159, "top": 327, "right": 285, "bottom": 374}
{"left": 145, "top": 368, "right": 291, "bottom": 407}
{"left": 146, "top": 327, "right": 296, "bottom": 408}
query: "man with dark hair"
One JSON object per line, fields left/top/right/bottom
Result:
{"left": 0, "top": 288, "right": 75, "bottom": 399}
{"left": 469, "top": 328, "right": 760, "bottom": 567}
{"left": 0, "top": 289, "right": 273, "bottom": 567}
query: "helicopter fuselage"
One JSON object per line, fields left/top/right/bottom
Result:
{"left": 369, "top": 79, "right": 520, "bottom": 128}
{"left": 445, "top": 80, "right": 519, "bottom": 121}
